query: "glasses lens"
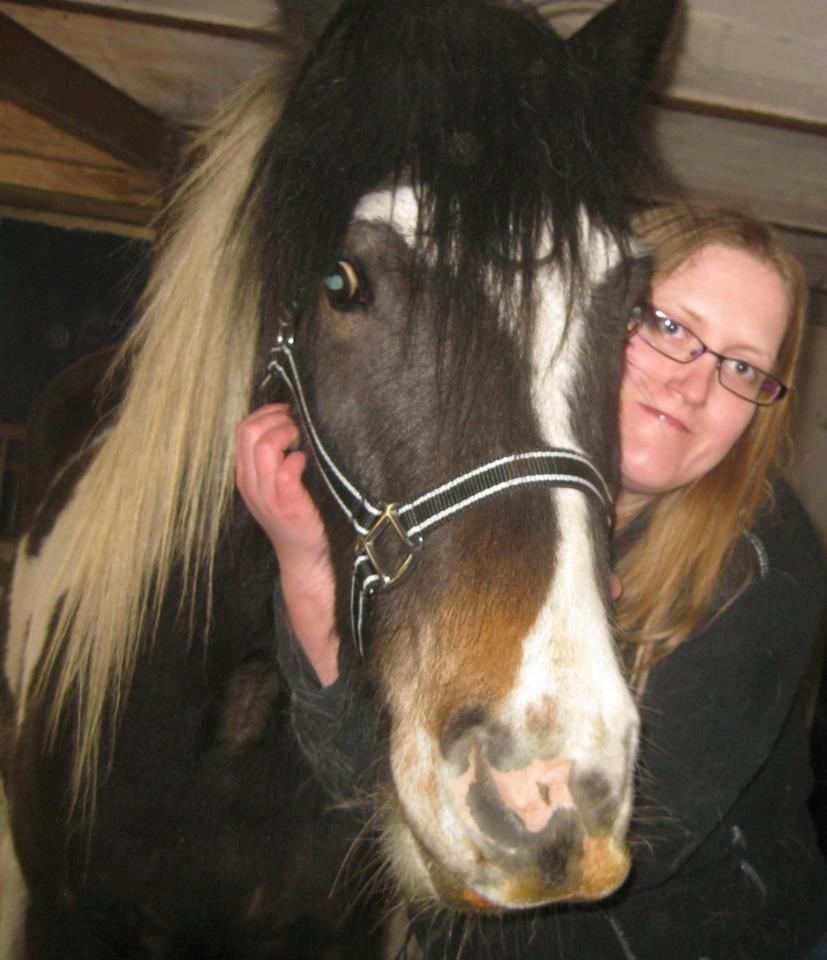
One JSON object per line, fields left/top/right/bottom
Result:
{"left": 756, "top": 376, "right": 785, "bottom": 405}
{"left": 638, "top": 307, "right": 703, "bottom": 363}
{"left": 718, "top": 360, "right": 785, "bottom": 405}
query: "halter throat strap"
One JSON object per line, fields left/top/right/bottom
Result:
{"left": 266, "top": 339, "right": 612, "bottom": 657}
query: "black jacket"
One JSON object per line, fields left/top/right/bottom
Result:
{"left": 280, "top": 482, "right": 827, "bottom": 960}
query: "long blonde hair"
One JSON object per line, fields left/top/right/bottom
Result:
{"left": 28, "top": 72, "right": 288, "bottom": 815}
{"left": 616, "top": 203, "right": 809, "bottom": 692}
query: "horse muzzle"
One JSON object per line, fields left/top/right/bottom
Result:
{"left": 424, "top": 834, "right": 631, "bottom": 912}
{"left": 410, "top": 749, "right": 632, "bottom": 911}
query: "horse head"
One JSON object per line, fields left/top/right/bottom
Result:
{"left": 253, "top": 0, "right": 678, "bottom": 911}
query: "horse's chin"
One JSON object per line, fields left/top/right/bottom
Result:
{"left": 381, "top": 805, "right": 631, "bottom": 914}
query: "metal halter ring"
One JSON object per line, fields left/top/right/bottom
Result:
{"left": 358, "top": 503, "right": 422, "bottom": 590}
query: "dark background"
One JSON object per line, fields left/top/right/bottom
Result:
{"left": 0, "top": 217, "right": 148, "bottom": 426}
{"left": 0, "top": 218, "right": 148, "bottom": 539}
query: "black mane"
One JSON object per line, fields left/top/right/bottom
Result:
{"left": 253, "top": 0, "right": 661, "bottom": 346}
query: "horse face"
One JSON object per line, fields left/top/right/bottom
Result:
{"left": 302, "top": 186, "right": 649, "bottom": 910}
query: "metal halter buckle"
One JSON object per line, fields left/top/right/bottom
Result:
{"left": 359, "top": 503, "right": 421, "bottom": 590}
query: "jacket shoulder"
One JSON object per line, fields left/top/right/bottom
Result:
{"left": 749, "top": 480, "right": 826, "bottom": 595}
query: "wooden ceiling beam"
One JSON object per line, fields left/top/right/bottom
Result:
{"left": 0, "top": 11, "right": 182, "bottom": 174}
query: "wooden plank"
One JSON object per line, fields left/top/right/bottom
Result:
{"left": 0, "top": 201, "right": 155, "bottom": 238}
{"left": 0, "top": 0, "right": 278, "bottom": 41}
{"left": 0, "top": 152, "right": 162, "bottom": 206}
{"left": 654, "top": 107, "right": 827, "bottom": 236}
{"left": 0, "top": 98, "right": 142, "bottom": 167}
{"left": 0, "top": 95, "right": 163, "bottom": 227}
{"left": 668, "top": 4, "right": 827, "bottom": 129}
{"left": 0, "top": 183, "right": 159, "bottom": 227}
{"left": 0, "top": 3, "right": 275, "bottom": 126}
{"left": 657, "top": 93, "right": 827, "bottom": 138}
{"left": 0, "top": 11, "right": 182, "bottom": 172}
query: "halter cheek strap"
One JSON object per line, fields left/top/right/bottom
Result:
{"left": 265, "top": 337, "right": 612, "bottom": 658}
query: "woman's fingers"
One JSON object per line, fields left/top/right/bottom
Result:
{"left": 241, "top": 402, "right": 292, "bottom": 423}
{"left": 236, "top": 408, "right": 298, "bottom": 498}
{"left": 236, "top": 406, "right": 324, "bottom": 550}
{"left": 252, "top": 436, "right": 312, "bottom": 521}
{"left": 272, "top": 448, "right": 311, "bottom": 511}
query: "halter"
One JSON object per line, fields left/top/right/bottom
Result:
{"left": 265, "top": 327, "right": 613, "bottom": 658}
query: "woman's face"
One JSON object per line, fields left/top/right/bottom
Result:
{"left": 618, "top": 242, "right": 789, "bottom": 519}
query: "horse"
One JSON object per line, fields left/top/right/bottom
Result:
{"left": 0, "top": 0, "right": 678, "bottom": 955}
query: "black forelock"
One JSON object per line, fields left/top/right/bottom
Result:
{"left": 253, "top": 0, "right": 659, "bottom": 343}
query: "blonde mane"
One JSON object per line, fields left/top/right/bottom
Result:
{"left": 31, "top": 71, "right": 285, "bottom": 813}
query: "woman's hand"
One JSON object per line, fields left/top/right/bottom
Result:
{"left": 235, "top": 404, "right": 340, "bottom": 686}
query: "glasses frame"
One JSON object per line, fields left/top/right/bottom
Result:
{"left": 626, "top": 304, "right": 788, "bottom": 407}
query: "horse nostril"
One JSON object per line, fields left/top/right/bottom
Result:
{"left": 569, "top": 766, "right": 619, "bottom": 836}
{"left": 440, "top": 703, "right": 491, "bottom": 766}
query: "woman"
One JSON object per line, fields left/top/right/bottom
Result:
{"left": 236, "top": 204, "right": 827, "bottom": 958}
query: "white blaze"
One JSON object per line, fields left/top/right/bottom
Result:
{"left": 355, "top": 186, "right": 420, "bottom": 240}
{"left": 505, "top": 223, "right": 636, "bottom": 806}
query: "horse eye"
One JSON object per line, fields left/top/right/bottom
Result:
{"left": 323, "top": 260, "right": 364, "bottom": 308}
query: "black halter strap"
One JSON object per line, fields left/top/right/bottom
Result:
{"left": 266, "top": 338, "right": 612, "bottom": 658}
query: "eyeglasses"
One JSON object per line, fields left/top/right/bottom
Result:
{"left": 626, "top": 303, "right": 788, "bottom": 406}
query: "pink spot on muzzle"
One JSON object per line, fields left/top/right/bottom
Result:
{"left": 452, "top": 750, "right": 575, "bottom": 838}
{"left": 489, "top": 758, "right": 575, "bottom": 833}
